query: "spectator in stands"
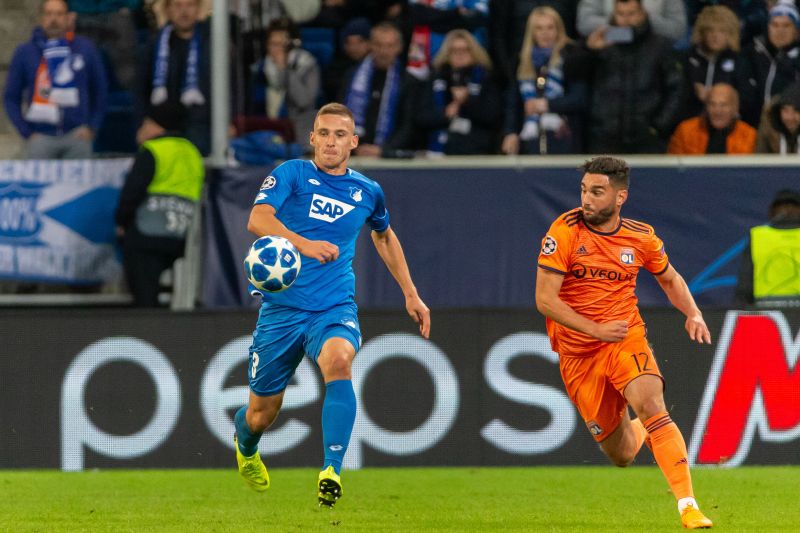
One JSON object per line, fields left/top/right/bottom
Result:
{"left": 138, "top": 0, "right": 211, "bottom": 155}
{"left": 406, "top": 0, "right": 489, "bottom": 80}
{"left": 756, "top": 81, "right": 800, "bottom": 152}
{"left": 415, "top": 29, "right": 501, "bottom": 155}
{"left": 115, "top": 105, "right": 204, "bottom": 307}
{"left": 585, "top": 0, "right": 684, "bottom": 153}
{"left": 323, "top": 17, "right": 371, "bottom": 102}
{"left": 685, "top": 5, "right": 750, "bottom": 120}
{"left": 501, "top": 6, "right": 588, "bottom": 155}
{"left": 668, "top": 83, "right": 756, "bottom": 154}
{"left": 735, "top": 188, "right": 800, "bottom": 306}
{"left": 339, "top": 22, "right": 420, "bottom": 157}
{"left": 577, "top": 0, "right": 687, "bottom": 42}
{"left": 4, "top": 0, "right": 108, "bottom": 160}
{"left": 741, "top": 0, "right": 800, "bottom": 125}
{"left": 686, "top": 1, "right": 768, "bottom": 47}
{"left": 68, "top": 0, "right": 139, "bottom": 90}
{"left": 246, "top": 18, "right": 320, "bottom": 149}
{"left": 491, "top": 0, "right": 578, "bottom": 85}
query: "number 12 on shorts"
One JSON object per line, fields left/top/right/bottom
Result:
{"left": 631, "top": 351, "right": 651, "bottom": 373}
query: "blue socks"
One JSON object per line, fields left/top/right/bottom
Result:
{"left": 321, "top": 379, "right": 357, "bottom": 475}
{"left": 234, "top": 405, "right": 263, "bottom": 457}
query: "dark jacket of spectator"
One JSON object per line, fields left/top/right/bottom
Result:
{"left": 741, "top": 34, "right": 800, "bottom": 125}
{"left": 337, "top": 59, "right": 423, "bottom": 155}
{"left": 586, "top": 19, "right": 684, "bottom": 153}
{"left": 4, "top": 27, "right": 108, "bottom": 138}
{"left": 685, "top": 47, "right": 750, "bottom": 118}
{"left": 503, "top": 42, "right": 589, "bottom": 154}
{"left": 416, "top": 64, "right": 502, "bottom": 155}
{"left": 139, "top": 21, "right": 211, "bottom": 155}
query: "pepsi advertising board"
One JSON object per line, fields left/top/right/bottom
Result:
{"left": 0, "top": 308, "right": 797, "bottom": 470}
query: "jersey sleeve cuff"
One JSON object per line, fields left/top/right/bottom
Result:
{"left": 538, "top": 263, "right": 567, "bottom": 275}
{"left": 651, "top": 262, "right": 670, "bottom": 276}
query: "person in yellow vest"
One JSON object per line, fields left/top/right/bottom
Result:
{"left": 115, "top": 105, "right": 205, "bottom": 306}
{"left": 736, "top": 189, "right": 800, "bottom": 306}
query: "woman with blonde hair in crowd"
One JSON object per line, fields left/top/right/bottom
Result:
{"left": 415, "top": 29, "right": 501, "bottom": 155}
{"left": 501, "top": 6, "right": 588, "bottom": 155}
{"left": 685, "top": 5, "right": 749, "bottom": 120}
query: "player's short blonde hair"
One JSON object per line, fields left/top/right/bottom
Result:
{"left": 316, "top": 103, "right": 355, "bottom": 124}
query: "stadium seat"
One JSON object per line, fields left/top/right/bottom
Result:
{"left": 233, "top": 115, "right": 296, "bottom": 142}
{"left": 299, "top": 27, "right": 335, "bottom": 69}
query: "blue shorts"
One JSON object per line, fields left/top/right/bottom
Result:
{"left": 248, "top": 301, "right": 361, "bottom": 396}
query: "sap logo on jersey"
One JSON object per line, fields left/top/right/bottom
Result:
{"left": 309, "top": 194, "right": 355, "bottom": 222}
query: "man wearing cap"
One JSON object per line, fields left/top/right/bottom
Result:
{"left": 741, "top": 0, "right": 800, "bottom": 125}
{"left": 736, "top": 188, "right": 800, "bottom": 306}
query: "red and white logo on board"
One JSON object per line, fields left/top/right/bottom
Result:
{"left": 688, "top": 312, "right": 800, "bottom": 466}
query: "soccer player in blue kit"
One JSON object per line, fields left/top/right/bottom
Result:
{"left": 233, "top": 102, "right": 431, "bottom": 507}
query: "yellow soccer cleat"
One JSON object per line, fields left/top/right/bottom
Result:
{"left": 318, "top": 466, "right": 343, "bottom": 508}
{"left": 681, "top": 504, "right": 713, "bottom": 529}
{"left": 234, "top": 434, "right": 270, "bottom": 492}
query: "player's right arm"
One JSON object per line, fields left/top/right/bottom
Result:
{"left": 536, "top": 213, "right": 627, "bottom": 343}
{"left": 535, "top": 267, "right": 628, "bottom": 343}
{"left": 248, "top": 204, "right": 339, "bottom": 264}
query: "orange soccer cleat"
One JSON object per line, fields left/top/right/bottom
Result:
{"left": 681, "top": 504, "right": 713, "bottom": 529}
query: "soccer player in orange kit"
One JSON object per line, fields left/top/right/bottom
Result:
{"left": 535, "top": 156, "right": 714, "bottom": 529}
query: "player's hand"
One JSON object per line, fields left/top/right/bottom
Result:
{"left": 685, "top": 314, "right": 712, "bottom": 344}
{"left": 406, "top": 294, "right": 430, "bottom": 339}
{"left": 592, "top": 320, "right": 628, "bottom": 342}
{"left": 297, "top": 239, "right": 339, "bottom": 264}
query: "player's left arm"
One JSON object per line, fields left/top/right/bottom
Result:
{"left": 655, "top": 265, "right": 712, "bottom": 344}
{"left": 371, "top": 227, "right": 431, "bottom": 339}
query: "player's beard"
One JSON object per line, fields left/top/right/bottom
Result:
{"left": 582, "top": 205, "right": 616, "bottom": 227}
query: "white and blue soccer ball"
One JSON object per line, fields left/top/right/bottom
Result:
{"left": 244, "top": 235, "right": 301, "bottom": 292}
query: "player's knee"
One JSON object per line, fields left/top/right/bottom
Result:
{"left": 634, "top": 397, "right": 667, "bottom": 420}
{"left": 320, "top": 352, "right": 352, "bottom": 380}
{"left": 608, "top": 452, "right": 635, "bottom": 468}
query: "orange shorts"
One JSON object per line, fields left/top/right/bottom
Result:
{"left": 558, "top": 328, "right": 664, "bottom": 442}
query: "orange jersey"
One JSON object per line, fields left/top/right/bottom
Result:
{"left": 537, "top": 208, "right": 670, "bottom": 356}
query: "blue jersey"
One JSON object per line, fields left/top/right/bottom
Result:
{"left": 252, "top": 159, "right": 390, "bottom": 310}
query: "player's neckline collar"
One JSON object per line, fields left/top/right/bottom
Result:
{"left": 309, "top": 159, "right": 351, "bottom": 177}
{"left": 584, "top": 218, "right": 622, "bottom": 236}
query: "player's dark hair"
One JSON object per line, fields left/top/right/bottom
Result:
{"left": 581, "top": 156, "right": 630, "bottom": 189}
{"left": 316, "top": 103, "right": 355, "bottom": 124}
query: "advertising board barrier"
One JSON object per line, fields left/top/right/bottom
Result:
{"left": 0, "top": 308, "right": 797, "bottom": 470}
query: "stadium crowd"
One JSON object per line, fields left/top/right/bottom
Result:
{"left": 7, "top": 0, "right": 800, "bottom": 161}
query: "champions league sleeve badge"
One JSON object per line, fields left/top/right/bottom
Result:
{"left": 260, "top": 176, "right": 276, "bottom": 190}
{"left": 542, "top": 235, "right": 557, "bottom": 255}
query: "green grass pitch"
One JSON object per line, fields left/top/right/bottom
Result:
{"left": 2, "top": 466, "right": 798, "bottom": 532}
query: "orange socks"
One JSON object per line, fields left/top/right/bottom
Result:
{"left": 644, "top": 412, "right": 694, "bottom": 500}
